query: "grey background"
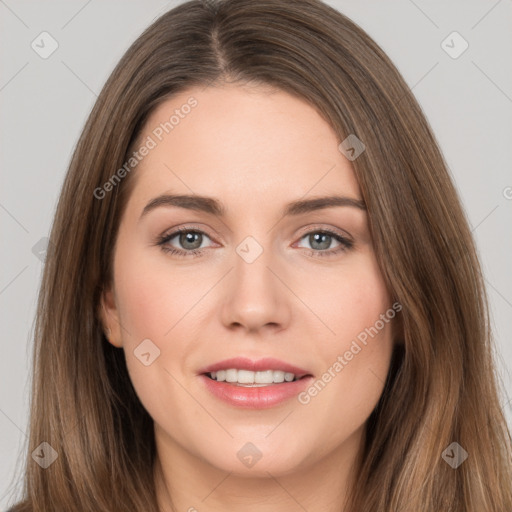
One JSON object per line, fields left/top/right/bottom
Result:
{"left": 1, "top": 0, "right": 511, "bottom": 508}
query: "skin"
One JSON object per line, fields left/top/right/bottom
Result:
{"left": 101, "top": 83, "right": 398, "bottom": 512}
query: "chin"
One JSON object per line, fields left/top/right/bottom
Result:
{"left": 198, "top": 439, "right": 309, "bottom": 477}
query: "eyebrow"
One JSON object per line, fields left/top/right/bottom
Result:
{"left": 139, "top": 193, "right": 366, "bottom": 221}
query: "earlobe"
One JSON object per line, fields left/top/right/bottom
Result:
{"left": 99, "top": 286, "right": 123, "bottom": 348}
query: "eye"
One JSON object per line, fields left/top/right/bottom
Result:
{"left": 156, "top": 226, "right": 354, "bottom": 259}
{"left": 295, "top": 229, "right": 353, "bottom": 258}
{"left": 156, "top": 227, "right": 215, "bottom": 257}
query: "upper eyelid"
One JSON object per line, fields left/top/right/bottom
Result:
{"left": 294, "top": 223, "right": 352, "bottom": 241}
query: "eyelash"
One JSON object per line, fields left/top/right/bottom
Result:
{"left": 156, "top": 226, "right": 353, "bottom": 259}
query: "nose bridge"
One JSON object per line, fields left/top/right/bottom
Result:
{"left": 234, "top": 235, "right": 273, "bottom": 288}
{"left": 220, "top": 232, "right": 290, "bottom": 331}
{"left": 233, "top": 233, "right": 278, "bottom": 301}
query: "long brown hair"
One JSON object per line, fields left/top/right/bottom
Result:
{"left": 7, "top": 0, "right": 512, "bottom": 510}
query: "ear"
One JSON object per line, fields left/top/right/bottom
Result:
{"left": 99, "top": 284, "right": 123, "bottom": 348}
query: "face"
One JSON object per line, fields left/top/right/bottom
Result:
{"left": 101, "top": 83, "right": 397, "bottom": 478}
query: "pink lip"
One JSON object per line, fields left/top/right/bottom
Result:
{"left": 199, "top": 374, "right": 315, "bottom": 409}
{"left": 197, "top": 357, "right": 314, "bottom": 409}
{"left": 198, "top": 357, "right": 311, "bottom": 379}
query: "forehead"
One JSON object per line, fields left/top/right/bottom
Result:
{"left": 125, "top": 84, "right": 361, "bottom": 217}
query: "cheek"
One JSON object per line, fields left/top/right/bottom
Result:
{"left": 114, "top": 266, "right": 192, "bottom": 432}
{"left": 295, "top": 253, "right": 395, "bottom": 435}
{"left": 114, "top": 243, "right": 196, "bottom": 342}
{"left": 299, "top": 251, "right": 391, "bottom": 344}
{"left": 112, "top": 246, "right": 205, "bottom": 420}
{"left": 295, "top": 329, "right": 393, "bottom": 466}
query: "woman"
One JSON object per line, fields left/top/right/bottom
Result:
{"left": 7, "top": 0, "right": 512, "bottom": 510}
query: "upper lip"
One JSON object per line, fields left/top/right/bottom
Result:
{"left": 198, "top": 357, "right": 312, "bottom": 379}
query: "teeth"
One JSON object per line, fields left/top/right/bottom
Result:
{"left": 209, "top": 369, "right": 298, "bottom": 385}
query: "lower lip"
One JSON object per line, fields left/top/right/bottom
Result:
{"left": 199, "top": 374, "right": 314, "bottom": 409}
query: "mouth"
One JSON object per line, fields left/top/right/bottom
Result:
{"left": 198, "top": 356, "right": 313, "bottom": 383}
{"left": 197, "top": 357, "right": 314, "bottom": 409}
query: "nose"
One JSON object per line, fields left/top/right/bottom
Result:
{"left": 220, "top": 245, "right": 291, "bottom": 334}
